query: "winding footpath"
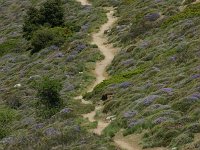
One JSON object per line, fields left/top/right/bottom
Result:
{"left": 75, "top": 0, "right": 167, "bottom": 150}
{"left": 75, "top": 0, "right": 118, "bottom": 136}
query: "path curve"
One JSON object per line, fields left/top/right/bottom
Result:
{"left": 75, "top": 0, "right": 118, "bottom": 135}
{"left": 75, "top": 0, "right": 167, "bottom": 150}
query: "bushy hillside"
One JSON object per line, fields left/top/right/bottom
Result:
{"left": 0, "top": 0, "right": 114, "bottom": 149}
{"left": 1, "top": 0, "right": 200, "bottom": 149}
{"left": 85, "top": 0, "right": 200, "bottom": 149}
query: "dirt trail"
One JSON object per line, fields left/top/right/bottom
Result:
{"left": 75, "top": 0, "right": 118, "bottom": 135}
{"left": 75, "top": 0, "right": 167, "bottom": 150}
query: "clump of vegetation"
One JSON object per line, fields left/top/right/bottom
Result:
{"left": 23, "top": 0, "right": 68, "bottom": 53}
{"left": 23, "top": 0, "right": 64, "bottom": 39}
{"left": 162, "top": 3, "right": 200, "bottom": 28}
{"left": 0, "top": 107, "right": 18, "bottom": 139}
{"left": 31, "top": 27, "right": 70, "bottom": 54}
{"left": 83, "top": 0, "right": 200, "bottom": 149}
{"left": 34, "top": 77, "right": 63, "bottom": 118}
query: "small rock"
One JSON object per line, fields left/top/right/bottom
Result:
{"left": 106, "top": 115, "right": 116, "bottom": 121}
{"left": 14, "top": 84, "right": 21, "bottom": 88}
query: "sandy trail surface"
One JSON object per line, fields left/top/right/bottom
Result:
{"left": 75, "top": 0, "right": 168, "bottom": 150}
{"left": 75, "top": 0, "right": 118, "bottom": 135}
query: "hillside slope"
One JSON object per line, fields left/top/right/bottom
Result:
{"left": 0, "top": 0, "right": 114, "bottom": 149}
{"left": 0, "top": 0, "right": 200, "bottom": 149}
{"left": 84, "top": 0, "right": 200, "bottom": 149}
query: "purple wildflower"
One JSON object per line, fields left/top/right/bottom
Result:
{"left": 123, "top": 110, "right": 138, "bottom": 118}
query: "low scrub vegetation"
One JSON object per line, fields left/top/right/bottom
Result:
{"left": 85, "top": 0, "right": 200, "bottom": 149}
{"left": 0, "top": 0, "right": 111, "bottom": 149}
{"left": 34, "top": 77, "right": 63, "bottom": 118}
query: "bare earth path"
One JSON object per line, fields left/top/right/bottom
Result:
{"left": 75, "top": 0, "right": 167, "bottom": 150}
{"left": 75, "top": 0, "right": 118, "bottom": 135}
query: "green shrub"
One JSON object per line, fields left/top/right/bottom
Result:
{"left": 0, "top": 39, "right": 21, "bottom": 56}
{"left": 23, "top": 6, "right": 42, "bottom": 40}
{"left": 31, "top": 27, "right": 69, "bottom": 53}
{"left": 0, "top": 107, "right": 18, "bottom": 139}
{"left": 94, "top": 67, "right": 145, "bottom": 93}
{"left": 40, "top": 0, "right": 64, "bottom": 27}
{"left": 34, "top": 77, "right": 63, "bottom": 118}
{"left": 23, "top": 0, "right": 64, "bottom": 39}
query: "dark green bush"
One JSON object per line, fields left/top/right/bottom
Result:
{"left": 23, "top": 0, "right": 64, "bottom": 40}
{"left": 34, "top": 77, "right": 63, "bottom": 118}
{"left": 31, "top": 27, "right": 69, "bottom": 54}
{"left": 40, "top": 0, "right": 64, "bottom": 27}
{"left": 23, "top": 6, "right": 43, "bottom": 40}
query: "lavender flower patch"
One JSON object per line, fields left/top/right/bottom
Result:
{"left": 66, "top": 43, "right": 87, "bottom": 62}
{"left": 142, "top": 95, "right": 160, "bottom": 106}
{"left": 156, "top": 83, "right": 165, "bottom": 88}
{"left": 123, "top": 110, "right": 138, "bottom": 118}
{"left": 66, "top": 54, "right": 76, "bottom": 62}
{"left": 81, "top": 23, "right": 90, "bottom": 32}
{"left": 119, "top": 81, "right": 132, "bottom": 88}
{"left": 186, "top": 92, "right": 200, "bottom": 102}
{"left": 134, "top": 95, "right": 161, "bottom": 110}
{"left": 191, "top": 92, "right": 200, "bottom": 99}
{"left": 144, "top": 13, "right": 160, "bottom": 22}
{"left": 191, "top": 74, "right": 200, "bottom": 79}
{"left": 169, "top": 55, "right": 177, "bottom": 62}
{"left": 161, "top": 88, "right": 174, "bottom": 95}
{"left": 31, "top": 123, "right": 45, "bottom": 131}
{"left": 139, "top": 40, "right": 150, "bottom": 49}
{"left": 155, "top": 0, "right": 163, "bottom": 3}
{"left": 55, "top": 52, "right": 64, "bottom": 58}
{"left": 128, "top": 119, "right": 144, "bottom": 128}
{"left": 121, "top": 59, "right": 134, "bottom": 66}
{"left": 44, "top": 127, "right": 61, "bottom": 137}
{"left": 153, "top": 117, "right": 170, "bottom": 124}
{"left": 72, "top": 43, "right": 86, "bottom": 53}
{"left": 149, "top": 104, "right": 170, "bottom": 110}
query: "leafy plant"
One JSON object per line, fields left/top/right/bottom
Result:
{"left": 34, "top": 77, "right": 63, "bottom": 118}
{"left": 31, "top": 27, "right": 69, "bottom": 54}
{"left": 0, "top": 107, "right": 18, "bottom": 139}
